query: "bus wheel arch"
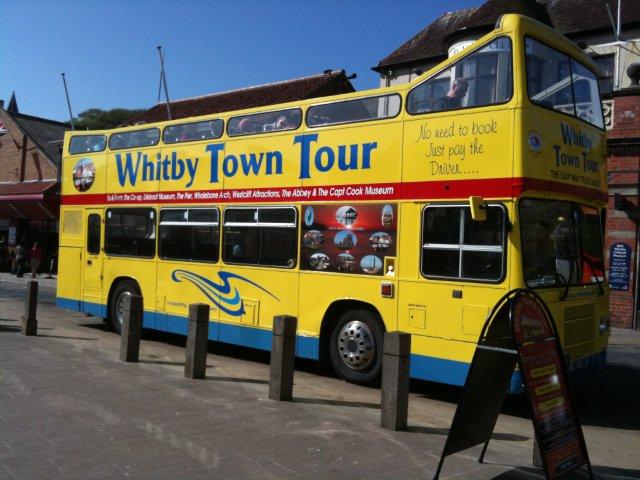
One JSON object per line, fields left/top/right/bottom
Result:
{"left": 320, "top": 300, "right": 386, "bottom": 386}
{"left": 107, "top": 277, "right": 142, "bottom": 334}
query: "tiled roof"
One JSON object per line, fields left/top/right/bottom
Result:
{"left": 0, "top": 180, "right": 57, "bottom": 196}
{"left": 541, "top": 0, "right": 640, "bottom": 35}
{"left": 9, "top": 112, "right": 70, "bottom": 165}
{"left": 374, "top": 7, "right": 480, "bottom": 71}
{"left": 375, "top": 0, "right": 640, "bottom": 71}
{"left": 127, "top": 69, "right": 356, "bottom": 125}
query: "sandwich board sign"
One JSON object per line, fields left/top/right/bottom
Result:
{"left": 433, "top": 289, "right": 592, "bottom": 480}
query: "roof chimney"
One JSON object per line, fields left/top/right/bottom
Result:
{"left": 0, "top": 99, "right": 4, "bottom": 110}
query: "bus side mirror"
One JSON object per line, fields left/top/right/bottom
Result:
{"left": 469, "top": 196, "right": 487, "bottom": 221}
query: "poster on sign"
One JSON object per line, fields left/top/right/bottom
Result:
{"left": 609, "top": 243, "right": 631, "bottom": 291}
{"left": 511, "top": 294, "right": 588, "bottom": 479}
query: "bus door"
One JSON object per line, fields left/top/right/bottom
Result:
{"left": 398, "top": 203, "right": 508, "bottom": 363}
{"left": 82, "top": 209, "right": 104, "bottom": 314}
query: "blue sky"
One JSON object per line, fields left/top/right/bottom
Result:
{"left": 1, "top": 0, "right": 481, "bottom": 122}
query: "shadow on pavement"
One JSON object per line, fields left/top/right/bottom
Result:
{"left": 570, "top": 363, "right": 640, "bottom": 431}
{"left": 411, "top": 362, "right": 640, "bottom": 432}
{"left": 36, "top": 334, "right": 97, "bottom": 341}
{"left": 0, "top": 325, "right": 20, "bottom": 333}
{"left": 139, "top": 359, "right": 185, "bottom": 367}
{"left": 486, "top": 463, "right": 640, "bottom": 479}
{"left": 293, "top": 396, "right": 379, "bottom": 409}
{"left": 206, "top": 375, "right": 268, "bottom": 385}
{"left": 406, "top": 425, "right": 529, "bottom": 443}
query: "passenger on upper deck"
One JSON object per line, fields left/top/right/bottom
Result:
{"left": 433, "top": 78, "right": 469, "bottom": 111}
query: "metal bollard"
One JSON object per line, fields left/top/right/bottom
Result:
{"left": 381, "top": 331, "right": 411, "bottom": 431}
{"left": 268, "top": 315, "right": 297, "bottom": 401}
{"left": 21, "top": 280, "right": 38, "bottom": 336}
{"left": 119, "top": 293, "right": 143, "bottom": 363}
{"left": 185, "top": 303, "right": 210, "bottom": 379}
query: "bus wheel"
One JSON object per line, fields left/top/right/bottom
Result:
{"left": 109, "top": 280, "right": 140, "bottom": 334}
{"left": 329, "top": 309, "right": 384, "bottom": 385}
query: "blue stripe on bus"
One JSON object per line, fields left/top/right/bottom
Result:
{"left": 410, "top": 354, "right": 524, "bottom": 393}
{"left": 55, "top": 297, "right": 319, "bottom": 360}
{"left": 56, "top": 296, "right": 606, "bottom": 393}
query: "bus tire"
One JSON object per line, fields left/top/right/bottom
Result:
{"left": 329, "top": 309, "right": 384, "bottom": 385}
{"left": 109, "top": 280, "right": 141, "bottom": 335}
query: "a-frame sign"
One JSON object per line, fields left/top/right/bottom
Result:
{"left": 433, "top": 289, "right": 593, "bottom": 480}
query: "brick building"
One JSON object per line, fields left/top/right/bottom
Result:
{"left": 372, "top": 0, "right": 640, "bottom": 328}
{"left": 0, "top": 94, "right": 69, "bottom": 271}
{"left": 606, "top": 79, "right": 640, "bottom": 328}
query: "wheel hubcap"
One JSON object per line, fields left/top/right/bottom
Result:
{"left": 116, "top": 293, "right": 128, "bottom": 325}
{"left": 337, "top": 320, "right": 375, "bottom": 370}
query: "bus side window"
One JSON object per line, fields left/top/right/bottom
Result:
{"left": 105, "top": 208, "right": 156, "bottom": 258}
{"left": 158, "top": 208, "right": 219, "bottom": 262}
{"left": 223, "top": 207, "right": 297, "bottom": 268}
{"left": 421, "top": 205, "right": 505, "bottom": 281}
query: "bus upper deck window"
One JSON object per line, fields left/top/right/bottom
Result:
{"left": 109, "top": 128, "right": 160, "bottom": 150}
{"left": 407, "top": 37, "right": 512, "bottom": 115}
{"left": 227, "top": 109, "right": 301, "bottom": 137}
{"left": 69, "top": 135, "right": 106, "bottom": 154}
{"left": 306, "top": 94, "right": 401, "bottom": 127}
{"left": 163, "top": 119, "right": 224, "bottom": 144}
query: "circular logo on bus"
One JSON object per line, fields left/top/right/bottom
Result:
{"left": 72, "top": 157, "right": 96, "bottom": 192}
{"left": 528, "top": 131, "right": 542, "bottom": 152}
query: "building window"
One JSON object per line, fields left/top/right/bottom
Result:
{"left": 105, "top": 208, "right": 156, "bottom": 258}
{"left": 223, "top": 207, "right": 297, "bottom": 268}
{"left": 159, "top": 208, "right": 219, "bottom": 262}
{"left": 421, "top": 205, "right": 505, "bottom": 281}
{"left": 592, "top": 54, "right": 614, "bottom": 95}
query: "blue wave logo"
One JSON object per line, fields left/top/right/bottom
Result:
{"left": 171, "top": 270, "right": 279, "bottom": 317}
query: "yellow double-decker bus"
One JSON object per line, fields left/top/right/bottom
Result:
{"left": 57, "top": 14, "right": 609, "bottom": 389}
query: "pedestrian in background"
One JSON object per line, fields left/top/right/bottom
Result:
{"left": 28, "top": 242, "right": 43, "bottom": 278}
{"left": 15, "top": 243, "right": 25, "bottom": 278}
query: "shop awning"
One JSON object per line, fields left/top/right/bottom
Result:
{"left": 0, "top": 181, "right": 60, "bottom": 220}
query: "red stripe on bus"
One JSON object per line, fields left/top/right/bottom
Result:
{"left": 60, "top": 177, "right": 607, "bottom": 206}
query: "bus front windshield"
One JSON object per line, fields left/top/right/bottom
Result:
{"left": 520, "top": 199, "right": 604, "bottom": 288}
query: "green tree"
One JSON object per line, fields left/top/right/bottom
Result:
{"left": 74, "top": 108, "right": 145, "bottom": 130}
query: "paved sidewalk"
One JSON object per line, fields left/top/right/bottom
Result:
{"left": 0, "top": 271, "right": 57, "bottom": 287}
{"left": 0, "top": 289, "right": 639, "bottom": 479}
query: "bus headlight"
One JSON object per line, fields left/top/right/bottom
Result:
{"left": 599, "top": 314, "right": 611, "bottom": 335}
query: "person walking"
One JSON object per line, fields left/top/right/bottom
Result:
{"left": 15, "top": 243, "right": 25, "bottom": 278}
{"left": 28, "top": 242, "right": 44, "bottom": 278}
